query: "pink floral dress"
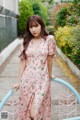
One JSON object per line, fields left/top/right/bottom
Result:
{"left": 17, "top": 35, "right": 56, "bottom": 120}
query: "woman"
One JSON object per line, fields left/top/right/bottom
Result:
{"left": 14, "top": 15, "right": 56, "bottom": 120}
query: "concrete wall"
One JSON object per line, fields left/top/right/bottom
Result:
{"left": 0, "top": 38, "right": 20, "bottom": 66}
{"left": 0, "top": 0, "right": 19, "bottom": 14}
{"left": 56, "top": 46, "right": 80, "bottom": 79}
{"left": 54, "top": 0, "right": 61, "bottom": 2}
{"left": 0, "top": 0, "right": 19, "bottom": 52}
{"left": 0, "top": 0, "right": 3, "bottom": 6}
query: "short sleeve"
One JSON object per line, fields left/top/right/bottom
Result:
{"left": 48, "top": 35, "right": 56, "bottom": 56}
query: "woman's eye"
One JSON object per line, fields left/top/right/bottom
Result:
{"left": 32, "top": 25, "right": 38, "bottom": 28}
{"left": 29, "top": 26, "right": 32, "bottom": 28}
{"left": 30, "top": 26, "right": 32, "bottom": 28}
{"left": 35, "top": 24, "right": 38, "bottom": 27}
{"left": 29, "top": 24, "right": 39, "bottom": 29}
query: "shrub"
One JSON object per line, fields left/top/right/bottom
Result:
{"left": 52, "top": 3, "right": 80, "bottom": 28}
{"left": 55, "top": 25, "right": 80, "bottom": 68}
{"left": 70, "top": 26, "right": 80, "bottom": 67}
{"left": 66, "top": 3, "right": 80, "bottom": 26}
{"left": 18, "top": 0, "right": 34, "bottom": 36}
{"left": 51, "top": 3, "right": 70, "bottom": 27}
{"left": 72, "top": 0, "right": 80, "bottom": 5}
{"left": 67, "top": 15, "right": 78, "bottom": 26}
{"left": 52, "top": 3, "right": 69, "bottom": 14}
{"left": 32, "top": 0, "right": 48, "bottom": 24}
{"left": 55, "top": 26, "right": 73, "bottom": 54}
{"left": 55, "top": 7, "right": 68, "bottom": 27}
{"left": 46, "top": 25, "right": 55, "bottom": 35}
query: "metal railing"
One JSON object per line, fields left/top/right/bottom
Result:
{"left": 0, "top": 78, "right": 80, "bottom": 120}
{"left": 0, "top": 15, "right": 17, "bottom": 52}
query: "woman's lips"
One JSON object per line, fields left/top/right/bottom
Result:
{"left": 33, "top": 32, "right": 36, "bottom": 34}
{"left": 33, "top": 33, "right": 37, "bottom": 35}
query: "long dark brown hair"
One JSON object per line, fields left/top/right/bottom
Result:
{"left": 19, "top": 15, "right": 49, "bottom": 60}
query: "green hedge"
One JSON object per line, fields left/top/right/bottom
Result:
{"left": 32, "top": 0, "right": 48, "bottom": 24}
{"left": 55, "top": 25, "right": 80, "bottom": 69}
{"left": 18, "top": 0, "right": 34, "bottom": 35}
{"left": 18, "top": 0, "right": 48, "bottom": 35}
{"left": 54, "top": 3, "right": 80, "bottom": 28}
{"left": 46, "top": 25, "right": 55, "bottom": 35}
{"left": 55, "top": 7, "right": 68, "bottom": 27}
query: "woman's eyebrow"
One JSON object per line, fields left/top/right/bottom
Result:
{"left": 29, "top": 23, "right": 38, "bottom": 28}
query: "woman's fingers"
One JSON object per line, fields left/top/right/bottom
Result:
{"left": 12, "top": 83, "right": 20, "bottom": 90}
{"left": 52, "top": 74, "right": 56, "bottom": 78}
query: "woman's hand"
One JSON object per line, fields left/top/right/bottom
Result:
{"left": 49, "top": 74, "right": 55, "bottom": 79}
{"left": 12, "top": 83, "right": 20, "bottom": 90}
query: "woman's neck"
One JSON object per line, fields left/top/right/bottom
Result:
{"left": 33, "top": 35, "right": 42, "bottom": 40}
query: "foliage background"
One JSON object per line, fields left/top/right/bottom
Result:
{"left": 18, "top": 0, "right": 48, "bottom": 36}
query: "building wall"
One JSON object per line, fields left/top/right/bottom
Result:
{"left": 0, "top": 0, "right": 19, "bottom": 52}
{"left": 0, "top": 0, "right": 3, "bottom": 6}
{"left": 0, "top": 0, "right": 19, "bottom": 14}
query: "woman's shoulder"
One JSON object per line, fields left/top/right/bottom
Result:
{"left": 46, "top": 35, "right": 55, "bottom": 41}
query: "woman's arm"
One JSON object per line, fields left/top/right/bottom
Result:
{"left": 18, "top": 59, "right": 26, "bottom": 83}
{"left": 47, "top": 35, "right": 56, "bottom": 79}
{"left": 13, "top": 59, "right": 26, "bottom": 89}
{"left": 47, "top": 55, "right": 54, "bottom": 79}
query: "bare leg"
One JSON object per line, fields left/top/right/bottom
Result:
{"left": 30, "top": 94, "right": 35, "bottom": 119}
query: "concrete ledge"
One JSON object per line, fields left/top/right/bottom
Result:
{"left": 56, "top": 46, "right": 80, "bottom": 79}
{"left": 0, "top": 38, "right": 21, "bottom": 66}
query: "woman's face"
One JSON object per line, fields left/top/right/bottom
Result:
{"left": 29, "top": 22, "right": 41, "bottom": 37}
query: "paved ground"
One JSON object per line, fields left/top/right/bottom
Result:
{"left": 0, "top": 45, "right": 80, "bottom": 120}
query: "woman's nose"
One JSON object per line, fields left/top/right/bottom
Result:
{"left": 32, "top": 27, "right": 35, "bottom": 32}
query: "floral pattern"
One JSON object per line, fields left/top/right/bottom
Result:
{"left": 17, "top": 35, "right": 56, "bottom": 120}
